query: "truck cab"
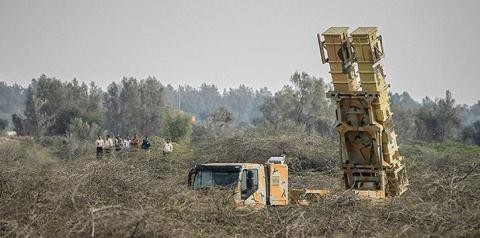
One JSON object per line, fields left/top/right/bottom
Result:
{"left": 188, "top": 157, "right": 289, "bottom": 207}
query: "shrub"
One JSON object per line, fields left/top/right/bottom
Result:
{"left": 462, "top": 120, "right": 480, "bottom": 145}
{"left": 59, "top": 118, "right": 104, "bottom": 159}
{"left": 163, "top": 113, "right": 192, "bottom": 142}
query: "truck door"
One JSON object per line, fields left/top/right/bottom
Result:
{"left": 240, "top": 167, "right": 266, "bottom": 206}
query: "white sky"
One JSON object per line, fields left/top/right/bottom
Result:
{"left": 1, "top": 0, "right": 479, "bottom": 104}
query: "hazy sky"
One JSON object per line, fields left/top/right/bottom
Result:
{"left": 1, "top": 0, "right": 479, "bottom": 104}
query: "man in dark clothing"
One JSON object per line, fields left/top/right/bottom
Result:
{"left": 115, "top": 135, "right": 123, "bottom": 151}
{"left": 141, "top": 136, "right": 151, "bottom": 150}
{"left": 96, "top": 135, "right": 104, "bottom": 158}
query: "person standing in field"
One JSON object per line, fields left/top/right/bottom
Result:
{"left": 104, "top": 135, "right": 114, "bottom": 154}
{"left": 124, "top": 136, "right": 131, "bottom": 149}
{"left": 131, "top": 134, "right": 140, "bottom": 149}
{"left": 115, "top": 135, "right": 123, "bottom": 151}
{"left": 96, "top": 135, "right": 104, "bottom": 158}
{"left": 142, "top": 136, "right": 151, "bottom": 150}
{"left": 163, "top": 139, "right": 173, "bottom": 155}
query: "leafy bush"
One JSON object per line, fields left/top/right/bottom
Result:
{"left": 59, "top": 118, "right": 104, "bottom": 159}
{"left": 163, "top": 113, "right": 192, "bottom": 142}
{"left": 462, "top": 120, "right": 480, "bottom": 145}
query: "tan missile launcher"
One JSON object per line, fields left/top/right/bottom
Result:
{"left": 318, "top": 27, "right": 408, "bottom": 198}
{"left": 188, "top": 27, "right": 407, "bottom": 206}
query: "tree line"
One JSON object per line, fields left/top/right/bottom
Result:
{"left": 391, "top": 91, "right": 480, "bottom": 144}
{"left": 1, "top": 72, "right": 480, "bottom": 146}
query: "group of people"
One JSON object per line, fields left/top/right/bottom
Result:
{"left": 95, "top": 134, "right": 173, "bottom": 157}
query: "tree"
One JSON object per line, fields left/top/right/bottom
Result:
{"left": 54, "top": 108, "right": 81, "bottom": 135}
{"left": 462, "top": 120, "right": 480, "bottom": 145}
{"left": 103, "top": 82, "right": 122, "bottom": 134}
{"left": 0, "top": 82, "right": 25, "bottom": 123}
{"left": 261, "top": 86, "right": 297, "bottom": 131}
{"left": 461, "top": 100, "right": 480, "bottom": 125}
{"left": 222, "top": 85, "right": 271, "bottom": 125}
{"left": 23, "top": 85, "right": 54, "bottom": 139}
{"left": 436, "top": 90, "right": 460, "bottom": 140}
{"left": 16, "top": 75, "right": 103, "bottom": 138}
{"left": 415, "top": 90, "right": 460, "bottom": 142}
{"left": 11, "top": 114, "right": 26, "bottom": 135}
{"left": 390, "top": 92, "right": 420, "bottom": 142}
{"left": 290, "top": 72, "right": 334, "bottom": 135}
{"left": 62, "top": 118, "right": 104, "bottom": 159}
{"left": 205, "top": 107, "right": 234, "bottom": 130}
{"left": 111, "top": 77, "right": 168, "bottom": 136}
{"left": 0, "top": 118, "right": 8, "bottom": 131}
{"left": 261, "top": 72, "right": 335, "bottom": 136}
{"left": 138, "top": 77, "right": 167, "bottom": 135}
{"left": 164, "top": 83, "right": 270, "bottom": 126}
{"left": 163, "top": 113, "right": 192, "bottom": 142}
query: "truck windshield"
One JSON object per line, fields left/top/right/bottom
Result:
{"left": 193, "top": 168, "right": 240, "bottom": 189}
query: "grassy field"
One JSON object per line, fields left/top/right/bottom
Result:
{"left": 0, "top": 135, "right": 479, "bottom": 237}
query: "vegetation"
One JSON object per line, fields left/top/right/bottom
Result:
{"left": 0, "top": 72, "right": 479, "bottom": 236}
{"left": 163, "top": 113, "right": 193, "bottom": 142}
{"left": 0, "top": 82, "right": 25, "bottom": 128}
{"left": 261, "top": 72, "right": 335, "bottom": 136}
{"left": 0, "top": 134, "right": 478, "bottom": 237}
{"left": 103, "top": 77, "right": 168, "bottom": 136}
{"left": 0, "top": 118, "right": 7, "bottom": 132}
{"left": 3, "top": 73, "right": 480, "bottom": 145}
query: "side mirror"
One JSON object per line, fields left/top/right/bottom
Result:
{"left": 187, "top": 167, "right": 196, "bottom": 187}
{"left": 241, "top": 169, "right": 258, "bottom": 200}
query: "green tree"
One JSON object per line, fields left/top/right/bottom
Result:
{"left": 0, "top": 82, "right": 25, "bottom": 123}
{"left": 23, "top": 85, "right": 54, "bottom": 139}
{"left": 204, "top": 107, "right": 234, "bottom": 137}
{"left": 138, "top": 77, "right": 167, "bottom": 135}
{"left": 62, "top": 118, "right": 104, "bottom": 159}
{"left": 103, "top": 82, "right": 122, "bottom": 134}
{"left": 461, "top": 100, "right": 480, "bottom": 125}
{"left": 20, "top": 75, "right": 103, "bottom": 137}
{"left": 163, "top": 113, "right": 192, "bottom": 142}
{"left": 462, "top": 120, "right": 480, "bottom": 145}
{"left": 54, "top": 108, "right": 81, "bottom": 135}
{"left": 261, "top": 86, "right": 297, "bottom": 132}
{"left": 415, "top": 90, "right": 460, "bottom": 142}
{"left": 261, "top": 72, "right": 335, "bottom": 136}
{"left": 222, "top": 85, "right": 270, "bottom": 125}
{"left": 11, "top": 114, "right": 26, "bottom": 135}
{"left": 290, "top": 72, "right": 334, "bottom": 135}
{"left": 164, "top": 83, "right": 270, "bottom": 125}
{"left": 0, "top": 118, "right": 8, "bottom": 131}
{"left": 436, "top": 90, "right": 460, "bottom": 140}
{"left": 390, "top": 92, "right": 420, "bottom": 142}
{"left": 112, "top": 77, "right": 168, "bottom": 136}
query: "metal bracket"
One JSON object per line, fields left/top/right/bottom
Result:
{"left": 316, "top": 33, "right": 328, "bottom": 64}
{"left": 372, "top": 35, "right": 385, "bottom": 62}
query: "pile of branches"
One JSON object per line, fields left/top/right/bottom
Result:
{"left": 193, "top": 134, "right": 339, "bottom": 173}
{"left": 0, "top": 138, "right": 479, "bottom": 237}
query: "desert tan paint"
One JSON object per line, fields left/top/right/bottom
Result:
{"left": 319, "top": 27, "right": 408, "bottom": 198}
{"left": 233, "top": 163, "right": 289, "bottom": 207}
{"left": 267, "top": 163, "right": 289, "bottom": 206}
{"left": 229, "top": 162, "right": 325, "bottom": 208}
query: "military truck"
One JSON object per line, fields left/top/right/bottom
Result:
{"left": 188, "top": 156, "right": 328, "bottom": 207}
